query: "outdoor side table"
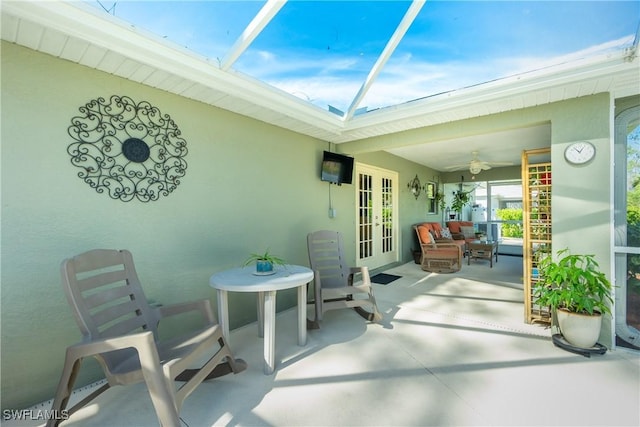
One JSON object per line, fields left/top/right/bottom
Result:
{"left": 209, "top": 265, "right": 313, "bottom": 374}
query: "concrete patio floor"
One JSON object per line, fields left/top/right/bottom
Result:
{"left": 15, "top": 255, "right": 640, "bottom": 426}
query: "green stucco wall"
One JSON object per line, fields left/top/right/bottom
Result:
{"left": 549, "top": 93, "right": 614, "bottom": 342}
{"left": 342, "top": 93, "right": 616, "bottom": 346}
{"left": 1, "top": 39, "right": 621, "bottom": 410}
{"left": 0, "top": 42, "right": 433, "bottom": 409}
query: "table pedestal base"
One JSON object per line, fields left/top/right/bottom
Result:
{"left": 217, "top": 284, "right": 307, "bottom": 375}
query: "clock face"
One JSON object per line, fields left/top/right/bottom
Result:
{"left": 564, "top": 141, "right": 595, "bottom": 165}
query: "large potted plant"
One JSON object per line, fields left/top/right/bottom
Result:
{"left": 533, "top": 249, "right": 613, "bottom": 348}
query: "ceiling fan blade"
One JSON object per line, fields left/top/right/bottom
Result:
{"left": 480, "top": 163, "right": 492, "bottom": 170}
{"left": 444, "top": 163, "right": 470, "bottom": 170}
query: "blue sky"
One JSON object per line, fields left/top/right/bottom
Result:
{"left": 89, "top": 1, "right": 639, "bottom": 113}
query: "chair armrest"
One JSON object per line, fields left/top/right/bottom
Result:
{"left": 434, "top": 238, "right": 456, "bottom": 244}
{"left": 68, "top": 331, "right": 156, "bottom": 359}
{"left": 349, "top": 266, "right": 370, "bottom": 286}
{"left": 431, "top": 243, "right": 463, "bottom": 254}
{"left": 349, "top": 267, "right": 367, "bottom": 275}
{"left": 433, "top": 242, "right": 462, "bottom": 248}
{"left": 422, "top": 242, "right": 459, "bottom": 250}
{"left": 155, "top": 299, "right": 215, "bottom": 325}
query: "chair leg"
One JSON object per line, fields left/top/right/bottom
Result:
{"left": 142, "top": 369, "right": 181, "bottom": 427}
{"left": 47, "top": 356, "right": 82, "bottom": 427}
{"left": 218, "top": 337, "right": 248, "bottom": 375}
{"left": 354, "top": 306, "right": 380, "bottom": 321}
{"left": 172, "top": 335, "right": 248, "bottom": 411}
{"left": 137, "top": 345, "right": 181, "bottom": 427}
{"left": 314, "top": 280, "right": 323, "bottom": 322}
{"left": 353, "top": 294, "right": 383, "bottom": 322}
{"left": 175, "top": 339, "right": 247, "bottom": 382}
{"left": 305, "top": 283, "right": 321, "bottom": 329}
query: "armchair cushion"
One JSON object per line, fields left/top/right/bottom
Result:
{"left": 429, "top": 222, "right": 443, "bottom": 238}
{"left": 446, "top": 221, "right": 477, "bottom": 243}
{"left": 414, "top": 222, "right": 466, "bottom": 251}
{"left": 460, "top": 226, "right": 476, "bottom": 239}
{"left": 440, "top": 228, "right": 452, "bottom": 239}
{"left": 417, "top": 225, "right": 436, "bottom": 248}
{"left": 446, "top": 221, "right": 474, "bottom": 234}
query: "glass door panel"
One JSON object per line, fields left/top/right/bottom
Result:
{"left": 356, "top": 164, "right": 398, "bottom": 269}
{"left": 614, "top": 105, "right": 640, "bottom": 349}
{"left": 358, "top": 173, "right": 373, "bottom": 260}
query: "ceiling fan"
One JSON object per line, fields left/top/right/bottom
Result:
{"left": 445, "top": 151, "right": 513, "bottom": 175}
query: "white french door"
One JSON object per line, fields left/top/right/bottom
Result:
{"left": 355, "top": 163, "right": 399, "bottom": 269}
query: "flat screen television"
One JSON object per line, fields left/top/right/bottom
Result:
{"left": 321, "top": 151, "right": 354, "bottom": 185}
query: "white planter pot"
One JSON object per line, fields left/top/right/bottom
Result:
{"left": 557, "top": 309, "right": 602, "bottom": 348}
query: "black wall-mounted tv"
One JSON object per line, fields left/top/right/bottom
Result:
{"left": 321, "top": 151, "right": 354, "bottom": 185}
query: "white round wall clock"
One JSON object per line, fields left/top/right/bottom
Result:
{"left": 564, "top": 141, "right": 596, "bottom": 165}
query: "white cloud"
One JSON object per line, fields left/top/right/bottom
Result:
{"left": 236, "top": 35, "right": 636, "bottom": 112}
{"left": 256, "top": 50, "right": 276, "bottom": 62}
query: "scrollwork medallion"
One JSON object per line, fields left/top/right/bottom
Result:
{"left": 67, "top": 95, "right": 188, "bottom": 202}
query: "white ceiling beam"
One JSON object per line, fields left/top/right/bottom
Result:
{"left": 220, "top": 0, "right": 286, "bottom": 71}
{"left": 344, "top": 0, "right": 426, "bottom": 121}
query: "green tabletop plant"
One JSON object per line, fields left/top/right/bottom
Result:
{"left": 243, "top": 249, "right": 286, "bottom": 273}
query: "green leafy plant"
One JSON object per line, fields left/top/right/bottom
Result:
{"left": 434, "top": 191, "right": 446, "bottom": 211}
{"left": 533, "top": 249, "right": 613, "bottom": 315}
{"left": 627, "top": 206, "right": 640, "bottom": 287}
{"left": 451, "top": 190, "right": 470, "bottom": 214}
{"left": 243, "top": 249, "right": 286, "bottom": 267}
{"left": 496, "top": 208, "right": 524, "bottom": 238}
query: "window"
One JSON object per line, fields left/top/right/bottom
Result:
{"left": 425, "top": 181, "right": 437, "bottom": 214}
{"left": 614, "top": 105, "right": 640, "bottom": 349}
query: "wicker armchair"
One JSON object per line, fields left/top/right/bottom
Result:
{"left": 413, "top": 225, "right": 463, "bottom": 273}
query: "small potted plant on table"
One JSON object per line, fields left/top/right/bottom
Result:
{"left": 243, "top": 249, "right": 286, "bottom": 275}
{"left": 533, "top": 249, "right": 613, "bottom": 348}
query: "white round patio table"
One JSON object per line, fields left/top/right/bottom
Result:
{"left": 209, "top": 264, "right": 313, "bottom": 374}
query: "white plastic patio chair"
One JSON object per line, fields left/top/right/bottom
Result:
{"left": 307, "top": 230, "right": 382, "bottom": 327}
{"left": 48, "top": 249, "right": 246, "bottom": 427}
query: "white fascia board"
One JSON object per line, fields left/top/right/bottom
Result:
{"left": 3, "top": 1, "right": 345, "bottom": 136}
{"left": 344, "top": 50, "right": 639, "bottom": 133}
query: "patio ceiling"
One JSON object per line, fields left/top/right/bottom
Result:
{"left": 1, "top": 1, "right": 639, "bottom": 171}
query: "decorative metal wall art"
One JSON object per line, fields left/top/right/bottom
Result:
{"left": 67, "top": 95, "right": 188, "bottom": 202}
{"left": 407, "top": 174, "right": 423, "bottom": 199}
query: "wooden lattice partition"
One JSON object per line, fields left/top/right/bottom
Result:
{"left": 522, "top": 148, "right": 552, "bottom": 324}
